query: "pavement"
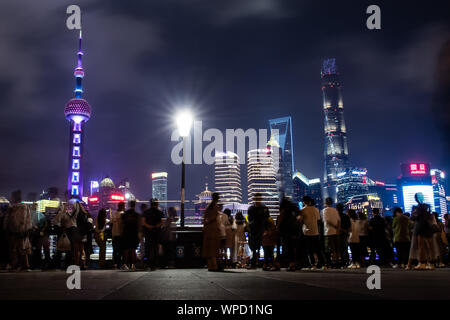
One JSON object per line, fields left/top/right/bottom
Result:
{"left": 0, "top": 267, "right": 449, "bottom": 300}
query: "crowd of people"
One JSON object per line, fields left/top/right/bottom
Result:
{"left": 0, "top": 189, "right": 449, "bottom": 272}
{"left": 202, "top": 192, "right": 450, "bottom": 272}
{"left": 0, "top": 190, "right": 178, "bottom": 271}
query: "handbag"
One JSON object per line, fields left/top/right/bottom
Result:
{"left": 57, "top": 233, "right": 71, "bottom": 252}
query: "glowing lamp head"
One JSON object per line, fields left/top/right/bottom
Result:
{"left": 65, "top": 98, "right": 91, "bottom": 122}
{"left": 175, "top": 110, "right": 193, "bottom": 137}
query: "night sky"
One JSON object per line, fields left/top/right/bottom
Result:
{"left": 1, "top": 0, "right": 449, "bottom": 203}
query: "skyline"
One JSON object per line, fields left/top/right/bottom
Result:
{"left": 0, "top": 1, "right": 449, "bottom": 202}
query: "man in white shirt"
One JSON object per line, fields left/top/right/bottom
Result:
{"left": 322, "top": 197, "right": 341, "bottom": 267}
{"left": 299, "top": 196, "right": 321, "bottom": 269}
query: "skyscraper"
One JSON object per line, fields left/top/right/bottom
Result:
{"left": 321, "top": 59, "right": 349, "bottom": 202}
{"left": 64, "top": 31, "right": 91, "bottom": 199}
{"left": 398, "top": 163, "right": 435, "bottom": 214}
{"left": 247, "top": 147, "right": 279, "bottom": 217}
{"left": 214, "top": 152, "right": 242, "bottom": 204}
{"left": 269, "top": 117, "right": 294, "bottom": 199}
{"left": 336, "top": 168, "right": 369, "bottom": 204}
{"left": 431, "top": 169, "right": 448, "bottom": 218}
{"left": 292, "top": 172, "right": 323, "bottom": 209}
{"left": 152, "top": 172, "right": 168, "bottom": 209}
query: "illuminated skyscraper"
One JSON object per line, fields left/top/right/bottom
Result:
{"left": 64, "top": 31, "right": 91, "bottom": 199}
{"left": 431, "top": 169, "right": 448, "bottom": 217}
{"left": 398, "top": 163, "right": 435, "bottom": 214}
{"left": 292, "top": 172, "right": 322, "bottom": 209}
{"left": 269, "top": 117, "right": 294, "bottom": 199}
{"left": 336, "top": 168, "right": 369, "bottom": 204}
{"left": 152, "top": 172, "right": 168, "bottom": 209}
{"left": 321, "top": 59, "right": 349, "bottom": 202}
{"left": 214, "top": 152, "right": 242, "bottom": 204}
{"left": 247, "top": 148, "right": 279, "bottom": 217}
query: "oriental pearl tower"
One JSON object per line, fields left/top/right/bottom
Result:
{"left": 64, "top": 30, "right": 91, "bottom": 199}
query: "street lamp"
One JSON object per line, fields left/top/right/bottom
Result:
{"left": 176, "top": 110, "right": 193, "bottom": 228}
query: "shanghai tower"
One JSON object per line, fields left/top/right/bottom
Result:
{"left": 64, "top": 30, "right": 91, "bottom": 199}
{"left": 321, "top": 58, "right": 349, "bottom": 202}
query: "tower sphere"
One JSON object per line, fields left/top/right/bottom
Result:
{"left": 64, "top": 98, "right": 91, "bottom": 122}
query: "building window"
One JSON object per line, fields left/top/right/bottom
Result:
{"left": 72, "top": 172, "right": 79, "bottom": 183}
{"left": 73, "top": 146, "right": 80, "bottom": 157}
{"left": 71, "top": 185, "right": 79, "bottom": 196}
{"left": 72, "top": 159, "right": 80, "bottom": 170}
{"left": 73, "top": 134, "right": 81, "bottom": 144}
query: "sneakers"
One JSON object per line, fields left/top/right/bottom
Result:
{"left": 426, "top": 263, "right": 435, "bottom": 270}
{"left": 301, "top": 267, "right": 311, "bottom": 271}
{"left": 414, "top": 263, "right": 427, "bottom": 270}
{"left": 438, "top": 263, "right": 445, "bottom": 268}
{"left": 130, "top": 264, "right": 136, "bottom": 271}
{"left": 121, "top": 264, "right": 129, "bottom": 271}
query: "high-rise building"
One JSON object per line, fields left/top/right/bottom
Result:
{"left": 152, "top": 172, "right": 168, "bottom": 209}
{"left": 292, "top": 172, "right": 310, "bottom": 207}
{"left": 309, "top": 179, "right": 323, "bottom": 209}
{"left": 64, "top": 31, "right": 91, "bottom": 199}
{"left": 368, "top": 180, "right": 400, "bottom": 216}
{"left": 292, "top": 172, "right": 322, "bottom": 209}
{"left": 398, "top": 163, "right": 435, "bottom": 214}
{"left": 431, "top": 169, "right": 447, "bottom": 218}
{"left": 336, "top": 168, "right": 368, "bottom": 204}
{"left": 247, "top": 147, "right": 279, "bottom": 217}
{"left": 321, "top": 59, "right": 349, "bottom": 202}
{"left": 269, "top": 117, "right": 294, "bottom": 199}
{"left": 214, "top": 152, "right": 242, "bottom": 205}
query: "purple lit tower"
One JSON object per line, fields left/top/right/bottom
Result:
{"left": 64, "top": 30, "right": 91, "bottom": 199}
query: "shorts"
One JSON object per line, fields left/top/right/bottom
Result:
{"left": 325, "top": 235, "right": 339, "bottom": 254}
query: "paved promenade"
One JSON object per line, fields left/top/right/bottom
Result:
{"left": 0, "top": 268, "right": 449, "bottom": 300}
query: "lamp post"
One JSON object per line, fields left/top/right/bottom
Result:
{"left": 176, "top": 110, "right": 193, "bottom": 228}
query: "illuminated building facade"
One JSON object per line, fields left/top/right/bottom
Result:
{"left": 269, "top": 117, "right": 294, "bottom": 199}
{"left": 90, "top": 181, "right": 99, "bottom": 196}
{"left": 336, "top": 168, "right": 368, "bottom": 204}
{"left": 152, "top": 172, "right": 168, "bottom": 209}
{"left": 292, "top": 172, "right": 322, "bottom": 209}
{"left": 193, "top": 183, "right": 213, "bottom": 225}
{"left": 247, "top": 148, "right": 279, "bottom": 217}
{"left": 368, "top": 180, "right": 400, "bottom": 216}
{"left": 431, "top": 169, "right": 448, "bottom": 217}
{"left": 88, "top": 177, "right": 125, "bottom": 214}
{"left": 398, "top": 163, "right": 435, "bottom": 214}
{"left": 292, "top": 172, "right": 309, "bottom": 207}
{"left": 214, "top": 152, "right": 242, "bottom": 205}
{"left": 321, "top": 59, "right": 349, "bottom": 202}
{"left": 64, "top": 31, "right": 91, "bottom": 199}
{"left": 309, "top": 179, "right": 323, "bottom": 209}
{"left": 346, "top": 194, "right": 383, "bottom": 218}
